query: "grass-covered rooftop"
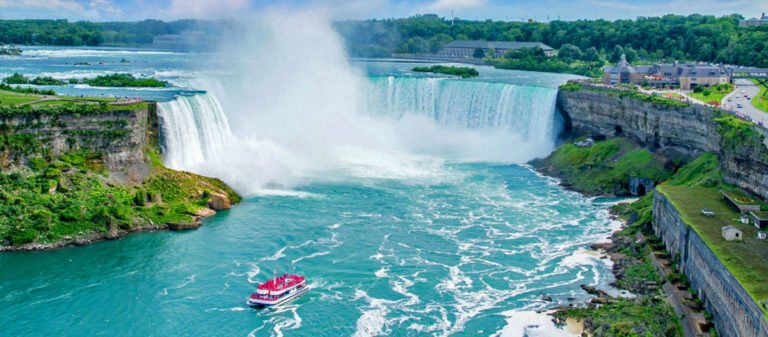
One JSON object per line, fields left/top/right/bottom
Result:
{"left": 658, "top": 185, "right": 768, "bottom": 312}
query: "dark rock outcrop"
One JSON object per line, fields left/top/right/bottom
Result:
{"left": 207, "top": 192, "right": 231, "bottom": 210}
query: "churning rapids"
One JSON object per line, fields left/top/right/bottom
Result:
{"left": 1, "top": 15, "right": 622, "bottom": 337}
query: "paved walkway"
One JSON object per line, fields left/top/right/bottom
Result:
{"left": 642, "top": 233, "right": 710, "bottom": 337}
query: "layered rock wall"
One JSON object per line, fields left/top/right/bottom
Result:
{"left": 557, "top": 89, "right": 720, "bottom": 159}
{"left": 557, "top": 89, "right": 768, "bottom": 200}
{"left": 653, "top": 192, "right": 768, "bottom": 337}
{"left": 1, "top": 102, "right": 157, "bottom": 180}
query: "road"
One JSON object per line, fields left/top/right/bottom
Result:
{"left": 722, "top": 79, "right": 768, "bottom": 127}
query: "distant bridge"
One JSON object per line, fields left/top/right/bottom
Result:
{"left": 729, "top": 67, "right": 768, "bottom": 96}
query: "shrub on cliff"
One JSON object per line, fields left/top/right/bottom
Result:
{"left": 531, "top": 137, "right": 670, "bottom": 195}
{"left": 0, "top": 149, "right": 240, "bottom": 247}
{"left": 412, "top": 65, "right": 479, "bottom": 78}
{"left": 82, "top": 73, "right": 167, "bottom": 88}
{"left": 714, "top": 114, "right": 764, "bottom": 153}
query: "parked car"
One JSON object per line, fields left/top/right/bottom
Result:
{"left": 737, "top": 103, "right": 744, "bottom": 108}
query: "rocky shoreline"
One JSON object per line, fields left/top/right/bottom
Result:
{"left": 0, "top": 191, "right": 234, "bottom": 252}
{"left": 531, "top": 160, "right": 683, "bottom": 335}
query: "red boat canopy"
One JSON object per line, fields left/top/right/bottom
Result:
{"left": 256, "top": 275, "right": 305, "bottom": 295}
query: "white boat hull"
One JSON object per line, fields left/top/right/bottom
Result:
{"left": 247, "top": 285, "right": 308, "bottom": 307}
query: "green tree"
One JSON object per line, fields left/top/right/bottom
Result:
{"left": 624, "top": 46, "right": 638, "bottom": 63}
{"left": 558, "top": 43, "right": 583, "bottom": 62}
{"left": 473, "top": 47, "right": 485, "bottom": 58}
{"left": 584, "top": 47, "right": 602, "bottom": 62}
{"left": 610, "top": 45, "right": 625, "bottom": 63}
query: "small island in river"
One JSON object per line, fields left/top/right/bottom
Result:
{"left": 412, "top": 65, "right": 479, "bottom": 78}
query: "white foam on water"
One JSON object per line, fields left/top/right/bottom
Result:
{"left": 492, "top": 310, "right": 578, "bottom": 337}
{"left": 260, "top": 247, "right": 287, "bottom": 262}
{"left": 374, "top": 267, "right": 390, "bottom": 278}
{"left": 22, "top": 48, "right": 178, "bottom": 58}
{"left": 291, "top": 251, "right": 330, "bottom": 264}
{"left": 246, "top": 264, "right": 261, "bottom": 284}
{"left": 352, "top": 289, "right": 396, "bottom": 337}
{"left": 251, "top": 189, "right": 321, "bottom": 198}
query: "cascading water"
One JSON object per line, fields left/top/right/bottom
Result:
{"left": 367, "top": 76, "right": 556, "bottom": 132}
{"left": 158, "top": 74, "right": 561, "bottom": 194}
{"left": 158, "top": 93, "right": 231, "bottom": 170}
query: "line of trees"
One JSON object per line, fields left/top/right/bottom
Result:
{"left": 0, "top": 19, "right": 227, "bottom": 46}
{"left": 2, "top": 14, "right": 767, "bottom": 67}
{"left": 334, "top": 13, "right": 768, "bottom": 67}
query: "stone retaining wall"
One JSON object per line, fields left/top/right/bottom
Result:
{"left": 653, "top": 191, "right": 768, "bottom": 337}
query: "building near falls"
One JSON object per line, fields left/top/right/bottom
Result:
{"left": 740, "top": 13, "right": 768, "bottom": 27}
{"left": 602, "top": 54, "right": 731, "bottom": 89}
{"left": 437, "top": 40, "right": 555, "bottom": 59}
{"left": 152, "top": 31, "right": 218, "bottom": 51}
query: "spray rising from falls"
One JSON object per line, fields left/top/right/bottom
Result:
{"left": 156, "top": 12, "right": 562, "bottom": 195}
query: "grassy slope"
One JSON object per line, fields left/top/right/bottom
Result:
{"left": 532, "top": 137, "right": 670, "bottom": 195}
{"left": 0, "top": 147, "right": 240, "bottom": 246}
{"left": 751, "top": 79, "right": 768, "bottom": 113}
{"left": 555, "top": 297, "right": 682, "bottom": 337}
{"left": 613, "top": 152, "right": 724, "bottom": 228}
{"left": 659, "top": 185, "right": 768, "bottom": 310}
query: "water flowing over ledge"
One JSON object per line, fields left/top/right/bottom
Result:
{"left": 158, "top": 74, "right": 561, "bottom": 194}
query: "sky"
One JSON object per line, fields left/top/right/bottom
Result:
{"left": 0, "top": 0, "right": 765, "bottom": 22}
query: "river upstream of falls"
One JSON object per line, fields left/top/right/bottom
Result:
{"left": 0, "top": 45, "right": 623, "bottom": 337}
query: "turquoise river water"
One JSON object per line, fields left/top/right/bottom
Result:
{"left": 0, "top": 45, "right": 623, "bottom": 337}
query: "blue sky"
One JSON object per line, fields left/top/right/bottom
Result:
{"left": 0, "top": 0, "right": 764, "bottom": 21}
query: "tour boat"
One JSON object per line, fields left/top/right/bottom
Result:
{"left": 247, "top": 274, "right": 308, "bottom": 307}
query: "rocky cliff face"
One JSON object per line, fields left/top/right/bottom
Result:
{"left": 557, "top": 89, "right": 768, "bottom": 199}
{"left": 1, "top": 103, "right": 157, "bottom": 182}
{"left": 557, "top": 89, "right": 720, "bottom": 159}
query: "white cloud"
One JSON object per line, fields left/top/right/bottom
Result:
{"left": 0, "top": 0, "right": 85, "bottom": 11}
{"left": 90, "top": 0, "right": 123, "bottom": 15}
{"left": 161, "top": 0, "right": 250, "bottom": 19}
{"left": 425, "top": 0, "right": 488, "bottom": 10}
{"left": 0, "top": 0, "right": 126, "bottom": 20}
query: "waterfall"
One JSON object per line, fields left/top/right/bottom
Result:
{"left": 157, "top": 93, "right": 231, "bottom": 170}
{"left": 156, "top": 74, "right": 561, "bottom": 193}
{"left": 152, "top": 13, "right": 562, "bottom": 194}
{"left": 366, "top": 76, "right": 558, "bottom": 149}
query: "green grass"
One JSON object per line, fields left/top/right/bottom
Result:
{"left": 664, "top": 153, "right": 723, "bottom": 187}
{"left": 0, "top": 90, "right": 43, "bottom": 105}
{"left": 689, "top": 84, "right": 733, "bottom": 105}
{"left": 0, "top": 151, "right": 240, "bottom": 246}
{"left": 555, "top": 298, "right": 682, "bottom": 337}
{"left": 412, "top": 65, "right": 479, "bottom": 78}
{"left": 614, "top": 152, "right": 723, "bottom": 230}
{"left": 559, "top": 82, "right": 690, "bottom": 107}
{"left": 658, "top": 185, "right": 768, "bottom": 311}
{"left": 533, "top": 137, "right": 670, "bottom": 195}
{"left": 721, "top": 189, "right": 760, "bottom": 206}
{"left": 0, "top": 89, "right": 123, "bottom": 107}
{"left": 751, "top": 79, "right": 768, "bottom": 113}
